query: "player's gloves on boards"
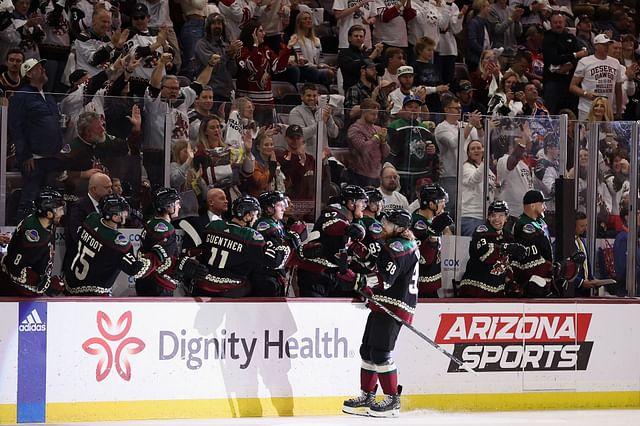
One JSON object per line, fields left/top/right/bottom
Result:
{"left": 554, "top": 251, "right": 586, "bottom": 281}
{"left": 287, "top": 219, "right": 308, "bottom": 241}
{"left": 301, "top": 241, "right": 323, "bottom": 258}
{"left": 346, "top": 222, "right": 366, "bottom": 242}
{"left": 501, "top": 243, "right": 527, "bottom": 261}
{"left": 150, "top": 244, "right": 169, "bottom": 263}
{"left": 176, "top": 256, "right": 209, "bottom": 280}
{"left": 284, "top": 231, "right": 302, "bottom": 250}
{"left": 430, "top": 212, "right": 454, "bottom": 234}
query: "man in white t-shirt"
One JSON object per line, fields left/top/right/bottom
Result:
{"left": 378, "top": 163, "right": 409, "bottom": 209}
{"left": 569, "top": 33, "right": 624, "bottom": 120}
{"left": 374, "top": 0, "right": 416, "bottom": 48}
{"left": 333, "top": 0, "right": 376, "bottom": 49}
{"left": 497, "top": 136, "right": 533, "bottom": 228}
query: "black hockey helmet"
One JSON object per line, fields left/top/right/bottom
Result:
{"left": 232, "top": 195, "right": 261, "bottom": 218}
{"left": 99, "top": 194, "right": 130, "bottom": 220}
{"left": 382, "top": 208, "right": 412, "bottom": 228}
{"left": 364, "top": 186, "right": 384, "bottom": 204}
{"left": 258, "top": 190, "right": 287, "bottom": 211}
{"left": 341, "top": 184, "right": 368, "bottom": 204}
{"left": 419, "top": 184, "right": 448, "bottom": 209}
{"left": 488, "top": 200, "right": 509, "bottom": 216}
{"left": 35, "top": 188, "right": 65, "bottom": 217}
{"left": 152, "top": 187, "right": 180, "bottom": 213}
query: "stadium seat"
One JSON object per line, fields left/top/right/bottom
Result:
{"left": 272, "top": 81, "right": 298, "bottom": 101}
{"left": 454, "top": 63, "right": 469, "bottom": 81}
{"left": 323, "top": 53, "right": 338, "bottom": 68}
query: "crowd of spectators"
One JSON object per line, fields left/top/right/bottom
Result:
{"left": 0, "top": 0, "right": 639, "bottom": 296}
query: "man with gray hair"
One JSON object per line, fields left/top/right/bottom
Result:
{"left": 58, "top": 106, "right": 141, "bottom": 196}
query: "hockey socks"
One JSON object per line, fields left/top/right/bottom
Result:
{"left": 376, "top": 360, "right": 398, "bottom": 395}
{"left": 360, "top": 360, "right": 378, "bottom": 392}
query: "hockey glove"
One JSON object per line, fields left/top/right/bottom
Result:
{"left": 502, "top": 243, "right": 527, "bottom": 261}
{"left": 336, "top": 269, "right": 360, "bottom": 292}
{"left": 176, "top": 257, "right": 209, "bottom": 281}
{"left": 346, "top": 222, "right": 366, "bottom": 242}
{"left": 284, "top": 231, "right": 302, "bottom": 250}
{"left": 49, "top": 276, "right": 65, "bottom": 294}
{"left": 430, "top": 212, "right": 454, "bottom": 234}
{"left": 348, "top": 241, "right": 369, "bottom": 260}
{"left": 150, "top": 244, "right": 169, "bottom": 264}
{"left": 287, "top": 220, "right": 308, "bottom": 241}
{"left": 129, "top": 208, "right": 145, "bottom": 223}
{"left": 301, "top": 241, "right": 323, "bottom": 259}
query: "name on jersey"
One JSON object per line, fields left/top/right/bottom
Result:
{"left": 206, "top": 234, "right": 243, "bottom": 252}
{"left": 434, "top": 313, "right": 594, "bottom": 372}
{"left": 80, "top": 229, "right": 103, "bottom": 252}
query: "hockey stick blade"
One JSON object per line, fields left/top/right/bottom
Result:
{"left": 359, "top": 290, "right": 477, "bottom": 375}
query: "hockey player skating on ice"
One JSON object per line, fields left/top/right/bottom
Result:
{"left": 193, "top": 195, "right": 294, "bottom": 297}
{"left": 458, "top": 200, "right": 527, "bottom": 297}
{"left": 410, "top": 184, "right": 454, "bottom": 297}
{"left": 340, "top": 208, "right": 420, "bottom": 418}
{"left": 0, "top": 189, "right": 65, "bottom": 297}
{"left": 64, "top": 194, "right": 171, "bottom": 296}
{"left": 136, "top": 187, "right": 209, "bottom": 296}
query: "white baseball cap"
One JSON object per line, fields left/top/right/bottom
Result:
{"left": 20, "top": 58, "right": 47, "bottom": 77}
{"left": 397, "top": 65, "right": 414, "bottom": 77}
{"left": 593, "top": 34, "right": 613, "bottom": 45}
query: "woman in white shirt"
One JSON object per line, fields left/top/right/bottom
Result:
{"left": 460, "top": 139, "right": 496, "bottom": 236}
{"left": 293, "top": 11, "right": 334, "bottom": 89}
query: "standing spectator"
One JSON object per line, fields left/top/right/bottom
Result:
{"left": 139, "top": 0, "right": 181, "bottom": 72}
{"left": 143, "top": 51, "right": 217, "bottom": 187}
{"left": 455, "top": 79, "right": 487, "bottom": 116}
{"left": 337, "top": 24, "right": 383, "bottom": 92}
{"left": 410, "top": 37, "right": 448, "bottom": 114}
{"left": 9, "top": 0, "right": 45, "bottom": 61}
{"left": 188, "top": 85, "right": 214, "bottom": 142}
{"left": 574, "top": 14, "right": 595, "bottom": 55}
{"left": 466, "top": 0, "right": 492, "bottom": 72}
{"left": 373, "top": 0, "right": 416, "bottom": 50}
{"left": 292, "top": 11, "right": 335, "bottom": 89}
{"left": 381, "top": 47, "right": 405, "bottom": 85}
{"left": 0, "top": 48, "right": 23, "bottom": 95}
{"left": 195, "top": 13, "right": 240, "bottom": 117}
{"left": 179, "top": 0, "right": 207, "bottom": 79}
{"left": 407, "top": 0, "right": 440, "bottom": 65}
{"left": 40, "top": 0, "right": 72, "bottom": 93}
{"left": 487, "top": 71, "right": 524, "bottom": 117}
{"left": 216, "top": 0, "right": 257, "bottom": 42}
{"left": 570, "top": 34, "right": 624, "bottom": 121}
{"left": 434, "top": 96, "right": 483, "bottom": 222}
{"left": 243, "top": 129, "right": 286, "bottom": 197}
{"left": 193, "top": 115, "right": 237, "bottom": 191}
{"left": 519, "top": 25, "right": 544, "bottom": 81}
{"left": 378, "top": 162, "right": 408, "bottom": 209}
{"left": 520, "top": 82, "right": 549, "bottom": 117}
{"left": 74, "top": 7, "right": 128, "bottom": 77}
{"left": 122, "top": 3, "right": 168, "bottom": 97}
{"left": 510, "top": 0, "right": 547, "bottom": 28}
{"left": 260, "top": 0, "right": 289, "bottom": 54}
{"left": 460, "top": 139, "right": 496, "bottom": 236}
{"left": 289, "top": 83, "right": 339, "bottom": 156}
{"left": 8, "top": 58, "right": 63, "bottom": 221}
{"left": 170, "top": 139, "right": 208, "bottom": 202}
{"left": 542, "top": 11, "right": 587, "bottom": 114}
{"left": 469, "top": 48, "right": 502, "bottom": 106}
{"left": 434, "top": 0, "right": 467, "bottom": 85}
{"left": 347, "top": 98, "right": 390, "bottom": 187}
{"left": 236, "top": 19, "right": 298, "bottom": 125}
{"left": 533, "top": 137, "right": 559, "bottom": 233}
{"left": 489, "top": 0, "right": 524, "bottom": 66}
{"left": 333, "top": 0, "right": 376, "bottom": 50}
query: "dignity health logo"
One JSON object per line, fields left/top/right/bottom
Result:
{"left": 19, "top": 308, "right": 46, "bottom": 332}
{"left": 83, "top": 311, "right": 145, "bottom": 382}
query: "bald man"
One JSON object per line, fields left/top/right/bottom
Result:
{"left": 204, "top": 188, "right": 228, "bottom": 223}
{"left": 64, "top": 173, "right": 113, "bottom": 271}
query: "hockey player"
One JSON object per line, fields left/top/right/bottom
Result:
{"left": 252, "top": 190, "right": 299, "bottom": 297}
{"left": 296, "top": 184, "right": 369, "bottom": 297}
{"left": 64, "top": 194, "right": 172, "bottom": 296}
{"left": 136, "top": 187, "right": 208, "bottom": 296}
{"left": 0, "top": 189, "right": 65, "bottom": 297}
{"left": 512, "top": 189, "right": 554, "bottom": 297}
{"left": 458, "top": 200, "right": 527, "bottom": 297}
{"left": 411, "top": 184, "right": 454, "bottom": 297}
{"left": 341, "top": 208, "right": 420, "bottom": 418}
{"left": 193, "top": 195, "right": 291, "bottom": 297}
{"left": 350, "top": 186, "right": 385, "bottom": 274}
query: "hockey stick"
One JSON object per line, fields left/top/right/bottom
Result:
{"left": 358, "top": 290, "right": 478, "bottom": 375}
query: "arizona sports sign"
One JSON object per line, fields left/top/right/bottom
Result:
{"left": 434, "top": 313, "right": 594, "bottom": 373}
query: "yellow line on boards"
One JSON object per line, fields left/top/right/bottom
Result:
{"left": 2, "top": 392, "right": 638, "bottom": 424}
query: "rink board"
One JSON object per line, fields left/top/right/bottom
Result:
{"left": 1, "top": 299, "right": 640, "bottom": 423}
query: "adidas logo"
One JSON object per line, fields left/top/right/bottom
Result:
{"left": 18, "top": 309, "right": 46, "bottom": 332}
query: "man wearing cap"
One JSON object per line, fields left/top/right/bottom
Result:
{"left": 387, "top": 95, "right": 438, "bottom": 194}
{"left": 512, "top": 189, "right": 554, "bottom": 297}
{"left": 347, "top": 98, "right": 390, "bottom": 187}
{"left": 278, "top": 124, "right": 318, "bottom": 210}
{"left": 344, "top": 58, "right": 388, "bottom": 120}
{"left": 574, "top": 14, "right": 595, "bottom": 55}
{"left": 388, "top": 65, "right": 428, "bottom": 116}
{"left": 123, "top": 3, "right": 168, "bottom": 97}
{"left": 289, "top": 83, "right": 339, "bottom": 156}
{"left": 455, "top": 79, "right": 487, "bottom": 115}
{"left": 8, "top": 58, "right": 63, "bottom": 222}
{"left": 570, "top": 33, "right": 624, "bottom": 120}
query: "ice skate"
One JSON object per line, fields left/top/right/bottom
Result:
{"left": 342, "top": 389, "right": 376, "bottom": 416}
{"left": 368, "top": 385, "right": 402, "bottom": 417}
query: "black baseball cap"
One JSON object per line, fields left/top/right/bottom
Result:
{"left": 359, "top": 59, "right": 376, "bottom": 70}
{"left": 132, "top": 3, "right": 149, "bottom": 18}
{"left": 286, "top": 124, "right": 304, "bottom": 138}
{"left": 523, "top": 189, "right": 550, "bottom": 205}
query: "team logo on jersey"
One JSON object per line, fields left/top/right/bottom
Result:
{"left": 256, "top": 221, "right": 270, "bottom": 232}
{"left": 154, "top": 222, "right": 169, "bottom": 233}
{"left": 369, "top": 222, "right": 382, "bottom": 234}
{"left": 115, "top": 234, "right": 129, "bottom": 246}
{"left": 476, "top": 225, "right": 488, "bottom": 233}
{"left": 25, "top": 229, "right": 40, "bottom": 243}
{"left": 389, "top": 241, "right": 404, "bottom": 252}
{"left": 252, "top": 231, "right": 264, "bottom": 241}
{"left": 60, "top": 143, "right": 71, "bottom": 154}
{"left": 523, "top": 223, "right": 536, "bottom": 234}
{"left": 82, "top": 311, "right": 145, "bottom": 382}
{"left": 413, "top": 220, "right": 427, "bottom": 230}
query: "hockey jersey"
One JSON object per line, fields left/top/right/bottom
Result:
{"left": 1, "top": 214, "right": 56, "bottom": 295}
{"left": 512, "top": 214, "right": 553, "bottom": 295}
{"left": 136, "top": 217, "right": 179, "bottom": 291}
{"left": 64, "top": 213, "right": 164, "bottom": 295}
{"left": 411, "top": 211, "right": 442, "bottom": 296}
